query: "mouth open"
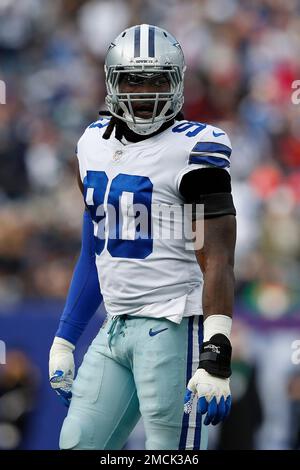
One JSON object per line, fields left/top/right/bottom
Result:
{"left": 133, "top": 104, "right": 154, "bottom": 119}
{"left": 135, "top": 110, "right": 153, "bottom": 119}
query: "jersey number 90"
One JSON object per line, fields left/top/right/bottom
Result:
{"left": 83, "top": 171, "right": 153, "bottom": 259}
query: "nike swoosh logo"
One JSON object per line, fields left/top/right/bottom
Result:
{"left": 149, "top": 327, "right": 168, "bottom": 337}
{"left": 213, "top": 131, "right": 225, "bottom": 137}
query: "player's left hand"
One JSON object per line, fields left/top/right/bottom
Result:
{"left": 184, "top": 368, "right": 231, "bottom": 425}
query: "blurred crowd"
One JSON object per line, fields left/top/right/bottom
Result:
{"left": 0, "top": 0, "right": 300, "bottom": 449}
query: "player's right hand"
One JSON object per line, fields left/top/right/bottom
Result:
{"left": 49, "top": 337, "right": 75, "bottom": 407}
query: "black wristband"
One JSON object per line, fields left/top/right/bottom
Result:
{"left": 199, "top": 333, "right": 232, "bottom": 378}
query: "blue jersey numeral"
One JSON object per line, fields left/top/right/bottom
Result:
{"left": 88, "top": 118, "right": 110, "bottom": 129}
{"left": 84, "top": 171, "right": 108, "bottom": 255}
{"left": 83, "top": 171, "right": 153, "bottom": 259}
{"left": 172, "top": 121, "right": 206, "bottom": 137}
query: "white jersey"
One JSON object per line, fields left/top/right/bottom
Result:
{"left": 77, "top": 118, "right": 232, "bottom": 323}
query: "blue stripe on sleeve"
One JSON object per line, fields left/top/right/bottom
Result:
{"left": 191, "top": 142, "right": 232, "bottom": 157}
{"left": 189, "top": 155, "right": 230, "bottom": 168}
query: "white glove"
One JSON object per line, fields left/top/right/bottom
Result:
{"left": 184, "top": 368, "right": 232, "bottom": 425}
{"left": 49, "top": 337, "right": 75, "bottom": 407}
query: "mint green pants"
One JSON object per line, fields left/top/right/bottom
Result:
{"left": 59, "top": 314, "right": 208, "bottom": 450}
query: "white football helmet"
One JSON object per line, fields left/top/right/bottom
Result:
{"left": 104, "top": 24, "right": 186, "bottom": 135}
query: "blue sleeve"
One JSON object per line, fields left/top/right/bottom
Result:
{"left": 56, "top": 210, "right": 103, "bottom": 345}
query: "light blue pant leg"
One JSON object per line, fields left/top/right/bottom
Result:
{"left": 59, "top": 318, "right": 140, "bottom": 450}
{"left": 132, "top": 315, "right": 208, "bottom": 450}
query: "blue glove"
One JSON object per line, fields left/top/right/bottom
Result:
{"left": 184, "top": 369, "right": 232, "bottom": 425}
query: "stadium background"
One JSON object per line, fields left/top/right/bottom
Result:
{"left": 0, "top": 0, "right": 300, "bottom": 450}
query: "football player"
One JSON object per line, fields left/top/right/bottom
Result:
{"left": 49, "top": 24, "right": 236, "bottom": 450}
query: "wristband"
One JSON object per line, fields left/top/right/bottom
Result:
{"left": 199, "top": 333, "right": 232, "bottom": 378}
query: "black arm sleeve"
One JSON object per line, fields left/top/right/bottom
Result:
{"left": 179, "top": 168, "right": 236, "bottom": 220}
